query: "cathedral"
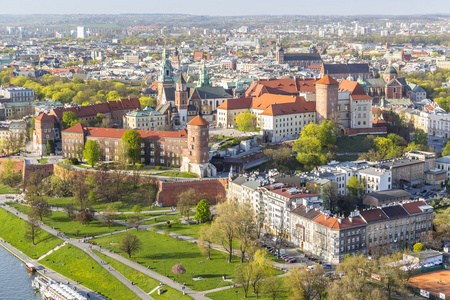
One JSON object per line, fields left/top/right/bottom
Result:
{"left": 156, "top": 49, "right": 233, "bottom": 127}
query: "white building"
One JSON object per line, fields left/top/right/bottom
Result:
{"left": 428, "top": 111, "right": 450, "bottom": 139}
{"left": 0, "top": 86, "right": 36, "bottom": 102}
{"left": 77, "top": 26, "right": 86, "bottom": 39}
{"left": 357, "top": 167, "right": 392, "bottom": 193}
{"left": 435, "top": 156, "right": 450, "bottom": 180}
{"left": 123, "top": 106, "right": 167, "bottom": 131}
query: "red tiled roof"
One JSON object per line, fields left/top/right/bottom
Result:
{"left": 35, "top": 113, "right": 56, "bottom": 122}
{"left": 63, "top": 125, "right": 188, "bottom": 141}
{"left": 316, "top": 75, "right": 339, "bottom": 85}
{"left": 245, "top": 78, "right": 317, "bottom": 97}
{"left": 360, "top": 208, "right": 389, "bottom": 223}
{"left": 260, "top": 97, "right": 315, "bottom": 116}
{"left": 217, "top": 97, "right": 253, "bottom": 110}
{"left": 402, "top": 201, "right": 427, "bottom": 215}
{"left": 187, "top": 115, "right": 209, "bottom": 126}
{"left": 339, "top": 79, "right": 372, "bottom": 100}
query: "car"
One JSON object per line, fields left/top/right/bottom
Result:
{"left": 324, "top": 263, "right": 332, "bottom": 269}
{"left": 287, "top": 258, "right": 297, "bottom": 263}
{"left": 283, "top": 257, "right": 291, "bottom": 261}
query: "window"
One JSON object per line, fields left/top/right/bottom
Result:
{"left": 160, "top": 158, "right": 165, "bottom": 163}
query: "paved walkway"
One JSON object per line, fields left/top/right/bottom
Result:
{"left": 1, "top": 205, "right": 152, "bottom": 300}
{"left": 1, "top": 204, "right": 210, "bottom": 300}
{"left": 0, "top": 238, "right": 108, "bottom": 300}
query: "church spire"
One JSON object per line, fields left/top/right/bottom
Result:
{"left": 197, "top": 60, "right": 210, "bottom": 87}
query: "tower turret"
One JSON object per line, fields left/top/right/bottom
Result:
{"left": 315, "top": 75, "right": 339, "bottom": 124}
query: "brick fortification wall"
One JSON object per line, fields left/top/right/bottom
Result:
{"left": 0, "top": 158, "right": 24, "bottom": 174}
{"left": 23, "top": 164, "right": 54, "bottom": 186}
{"left": 157, "top": 179, "right": 227, "bottom": 207}
{"left": 54, "top": 165, "right": 226, "bottom": 207}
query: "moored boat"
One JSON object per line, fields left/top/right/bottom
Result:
{"left": 26, "top": 263, "right": 36, "bottom": 273}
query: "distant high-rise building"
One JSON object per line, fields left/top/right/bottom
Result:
{"left": 77, "top": 26, "right": 86, "bottom": 39}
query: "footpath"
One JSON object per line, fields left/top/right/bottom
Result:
{"left": 1, "top": 203, "right": 211, "bottom": 300}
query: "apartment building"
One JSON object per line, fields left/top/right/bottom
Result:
{"left": 435, "top": 156, "right": 450, "bottom": 180}
{"left": 289, "top": 200, "right": 433, "bottom": 263}
{"left": 357, "top": 167, "right": 392, "bottom": 193}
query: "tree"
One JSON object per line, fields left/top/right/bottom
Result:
{"left": 74, "top": 209, "right": 93, "bottom": 226}
{"left": 293, "top": 136, "right": 328, "bottom": 171}
{"left": 261, "top": 276, "right": 285, "bottom": 300}
{"left": 171, "top": 263, "right": 186, "bottom": 281}
{"left": 234, "top": 262, "right": 253, "bottom": 298}
{"left": 0, "top": 159, "right": 22, "bottom": 187}
{"left": 177, "top": 188, "right": 196, "bottom": 220}
{"left": 122, "top": 129, "right": 142, "bottom": 165}
{"left": 235, "top": 203, "right": 256, "bottom": 263}
{"left": 235, "top": 110, "right": 256, "bottom": 132}
{"left": 83, "top": 140, "right": 102, "bottom": 167}
{"left": 194, "top": 199, "right": 211, "bottom": 223}
{"left": 412, "top": 129, "right": 427, "bottom": 145}
{"left": 62, "top": 111, "right": 80, "bottom": 129}
{"left": 213, "top": 201, "right": 237, "bottom": 263}
{"left": 127, "top": 214, "right": 141, "bottom": 231}
{"left": 139, "top": 96, "right": 157, "bottom": 108}
{"left": 198, "top": 225, "right": 214, "bottom": 260}
{"left": 72, "top": 175, "right": 90, "bottom": 209}
{"left": 375, "top": 254, "right": 408, "bottom": 299}
{"left": 132, "top": 204, "right": 142, "bottom": 215}
{"left": 413, "top": 242, "right": 426, "bottom": 252}
{"left": 443, "top": 141, "right": 450, "bottom": 157}
{"left": 264, "top": 146, "right": 293, "bottom": 173}
{"left": 347, "top": 176, "right": 365, "bottom": 199}
{"left": 99, "top": 204, "right": 117, "bottom": 228}
{"left": 25, "top": 216, "right": 41, "bottom": 246}
{"left": 29, "top": 197, "right": 52, "bottom": 221}
{"left": 65, "top": 203, "right": 76, "bottom": 220}
{"left": 289, "top": 266, "right": 328, "bottom": 300}
{"left": 46, "top": 139, "right": 55, "bottom": 155}
{"left": 118, "top": 233, "right": 142, "bottom": 258}
{"left": 250, "top": 250, "right": 272, "bottom": 298}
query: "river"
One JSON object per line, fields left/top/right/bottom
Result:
{"left": 0, "top": 245, "right": 41, "bottom": 300}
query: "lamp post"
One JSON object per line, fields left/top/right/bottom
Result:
{"left": 190, "top": 272, "right": 195, "bottom": 290}
{"left": 235, "top": 290, "right": 239, "bottom": 300}
{"left": 164, "top": 260, "right": 167, "bottom": 276}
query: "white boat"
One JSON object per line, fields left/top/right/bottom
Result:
{"left": 32, "top": 276, "right": 88, "bottom": 300}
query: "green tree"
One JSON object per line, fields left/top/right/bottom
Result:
{"left": 198, "top": 224, "right": 214, "bottom": 260}
{"left": 46, "top": 140, "right": 55, "bottom": 156}
{"left": 62, "top": 111, "right": 80, "bottom": 129}
{"left": 139, "top": 96, "right": 157, "bottom": 108}
{"left": 235, "top": 110, "right": 256, "bottom": 132}
{"left": 83, "top": 140, "right": 102, "bottom": 167}
{"left": 413, "top": 242, "right": 426, "bottom": 251}
{"left": 194, "top": 199, "right": 211, "bottom": 223}
{"left": 264, "top": 146, "right": 293, "bottom": 173}
{"left": 122, "top": 129, "right": 142, "bottom": 165}
{"left": 0, "top": 159, "right": 22, "bottom": 187}
{"left": 412, "top": 129, "right": 427, "bottom": 145}
{"left": 443, "top": 141, "right": 450, "bottom": 156}
{"left": 293, "top": 136, "right": 328, "bottom": 171}
{"left": 347, "top": 176, "right": 365, "bottom": 198}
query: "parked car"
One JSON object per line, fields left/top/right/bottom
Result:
{"left": 324, "top": 263, "right": 332, "bottom": 269}
{"left": 287, "top": 258, "right": 297, "bottom": 263}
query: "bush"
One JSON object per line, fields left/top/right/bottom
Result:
{"left": 68, "top": 158, "right": 79, "bottom": 165}
{"left": 155, "top": 166, "right": 162, "bottom": 170}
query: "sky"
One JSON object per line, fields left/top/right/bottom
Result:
{"left": 2, "top": 0, "right": 450, "bottom": 16}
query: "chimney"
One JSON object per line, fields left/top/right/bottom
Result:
{"left": 338, "top": 218, "right": 342, "bottom": 224}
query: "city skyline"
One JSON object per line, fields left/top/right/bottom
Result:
{"left": 1, "top": 0, "right": 450, "bottom": 16}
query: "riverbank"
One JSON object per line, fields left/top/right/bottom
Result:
{"left": 0, "top": 207, "right": 108, "bottom": 300}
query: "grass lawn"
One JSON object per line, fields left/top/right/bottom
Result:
{"left": 94, "top": 251, "right": 193, "bottom": 300}
{"left": 38, "top": 158, "right": 48, "bottom": 164}
{"left": 0, "top": 208, "right": 63, "bottom": 258}
{"left": 8, "top": 203, "right": 126, "bottom": 238}
{"left": 43, "top": 196, "right": 155, "bottom": 212}
{"left": 39, "top": 245, "right": 138, "bottom": 300}
{"left": 141, "top": 213, "right": 182, "bottom": 225}
{"left": 0, "top": 183, "right": 21, "bottom": 194}
{"left": 92, "top": 230, "right": 240, "bottom": 291}
{"left": 336, "top": 134, "right": 386, "bottom": 153}
{"left": 206, "top": 276, "right": 288, "bottom": 300}
{"left": 111, "top": 212, "right": 166, "bottom": 221}
{"left": 155, "top": 222, "right": 206, "bottom": 239}
{"left": 157, "top": 172, "right": 198, "bottom": 178}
